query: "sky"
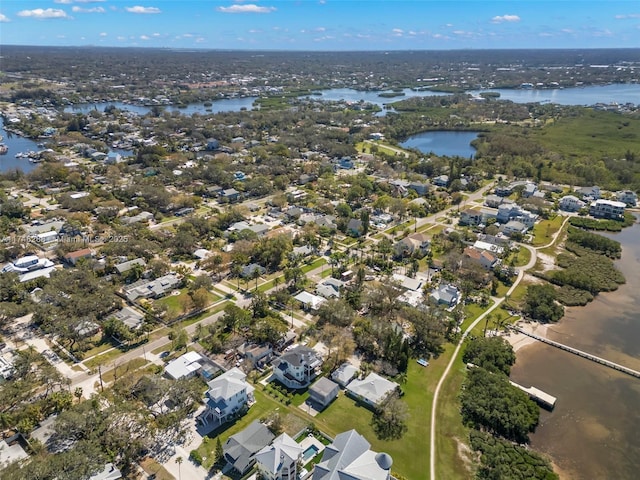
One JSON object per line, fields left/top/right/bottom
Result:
{"left": 0, "top": 1, "right": 639, "bottom": 51}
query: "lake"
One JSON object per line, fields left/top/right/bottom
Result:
{"left": 399, "top": 131, "right": 479, "bottom": 158}
{"left": 0, "top": 118, "right": 41, "bottom": 174}
{"left": 469, "top": 83, "right": 640, "bottom": 106}
{"left": 510, "top": 217, "right": 640, "bottom": 479}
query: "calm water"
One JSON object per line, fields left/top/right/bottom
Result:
{"left": 399, "top": 131, "right": 478, "bottom": 158}
{"left": 0, "top": 119, "right": 40, "bottom": 173}
{"left": 510, "top": 218, "right": 640, "bottom": 480}
{"left": 303, "top": 88, "right": 450, "bottom": 108}
{"left": 64, "top": 96, "right": 257, "bottom": 116}
{"left": 469, "top": 84, "right": 640, "bottom": 106}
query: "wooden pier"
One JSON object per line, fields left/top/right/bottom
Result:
{"left": 509, "top": 381, "right": 556, "bottom": 410}
{"left": 511, "top": 326, "right": 640, "bottom": 379}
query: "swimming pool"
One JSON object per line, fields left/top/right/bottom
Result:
{"left": 302, "top": 444, "right": 319, "bottom": 462}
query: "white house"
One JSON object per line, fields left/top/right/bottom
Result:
{"left": 200, "top": 367, "right": 255, "bottom": 425}
{"left": 558, "top": 195, "right": 585, "bottom": 212}
{"left": 346, "top": 373, "right": 397, "bottom": 408}
{"left": 164, "top": 351, "right": 203, "bottom": 380}
{"left": 616, "top": 190, "right": 638, "bottom": 207}
{"left": 272, "top": 346, "right": 322, "bottom": 389}
{"left": 312, "top": 430, "right": 393, "bottom": 480}
{"left": 255, "top": 433, "right": 303, "bottom": 480}
{"left": 589, "top": 199, "right": 626, "bottom": 220}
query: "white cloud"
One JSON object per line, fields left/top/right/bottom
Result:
{"left": 17, "top": 8, "right": 69, "bottom": 19}
{"left": 392, "top": 28, "right": 404, "bottom": 34}
{"left": 116, "top": 36, "right": 126, "bottom": 41}
{"left": 248, "top": 29, "right": 262, "bottom": 33}
{"left": 72, "top": 6, "right": 105, "bottom": 13}
{"left": 315, "top": 26, "right": 326, "bottom": 32}
{"left": 615, "top": 13, "right": 640, "bottom": 19}
{"left": 54, "top": 0, "right": 73, "bottom": 3}
{"left": 152, "top": 32, "right": 161, "bottom": 37}
{"left": 55, "top": 0, "right": 105, "bottom": 3}
{"left": 140, "top": 35, "right": 150, "bottom": 40}
{"left": 491, "top": 14, "right": 520, "bottom": 24}
{"left": 0, "top": 13, "right": 9, "bottom": 22}
{"left": 217, "top": 4, "right": 276, "bottom": 14}
{"left": 125, "top": 6, "right": 161, "bottom": 14}
{"left": 99, "top": 32, "right": 107, "bottom": 36}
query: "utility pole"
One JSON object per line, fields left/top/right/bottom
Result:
{"left": 98, "top": 364, "right": 104, "bottom": 392}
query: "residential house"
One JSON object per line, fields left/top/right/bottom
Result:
{"left": 201, "top": 367, "right": 255, "bottom": 425}
{"left": 433, "top": 174, "right": 449, "bottom": 187}
{"left": 206, "top": 138, "right": 220, "bottom": 151}
{"left": 193, "top": 248, "right": 211, "bottom": 260}
{"left": 494, "top": 183, "right": 513, "bottom": 197}
{"left": 292, "top": 245, "right": 315, "bottom": 258}
{"left": 484, "top": 194, "right": 514, "bottom": 208}
{"left": 589, "top": 199, "right": 626, "bottom": 220}
{"left": 241, "top": 343, "right": 273, "bottom": 368}
{"left": 223, "top": 420, "right": 275, "bottom": 475}
{"left": 164, "top": 351, "right": 204, "bottom": 380}
{"left": 575, "top": 185, "right": 601, "bottom": 201}
{"left": 293, "top": 291, "right": 326, "bottom": 312}
{"left": 459, "top": 209, "right": 484, "bottom": 226}
{"left": 110, "top": 306, "right": 144, "bottom": 330}
{"left": 124, "top": 273, "right": 180, "bottom": 301}
{"left": 496, "top": 204, "right": 537, "bottom": 228}
{"left": 175, "top": 207, "right": 194, "bottom": 217}
{"left": 313, "top": 430, "right": 393, "bottom": 480}
{"left": 337, "top": 156, "right": 354, "bottom": 169}
{"left": 346, "top": 373, "right": 397, "bottom": 408}
{"left": 501, "top": 220, "right": 528, "bottom": 237}
{"left": 316, "top": 277, "right": 345, "bottom": 299}
{"left": 616, "top": 190, "right": 638, "bottom": 207}
{"left": 272, "top": 346, "right": 322, "bottom": 389}
{"left": 63, "top": 248, "right": 93, "bottom": 266}
{"left": 308, "top": 377, "right": 340, "bottom": 409}
{"left": 255, "top": 433, "right": 303, "bottom": 480}
{"left": 408, "top": 181, "right": 430, "bottom": 196}
{"left": 558, "top": 195, "right": 585, "bottom": 212}
{"left": 88, "top": 463, "right": 122, "bottom": 480}
{"left": 346, "top": 218, "right": 364, "bottom": 237}
{"left": 241, "top": 263, "right": 266, "bottom": 278}
{"left": 394, "top": 232, "right": 431, "bottom": 257}
{"left": 463, "top": 246, "right": 499, "bottom": 270}
{"left": 429, "top": 284, "right": 460, "bottom": 308}
{"left": 522, "top": 182, "right": 538, "bottom": 198}
{"left": 331, "top": 363, "right": 359, "bottom": 387}
{"left": 312, "top": 430, "right": 393, "bottom": 480}
{"left": 121, "top": 211, "right": 154, "bottom": 225}
{"left": 220, "top": 188, "right": 241, "bottom": 203}
{"left": 473, "top": 239, "right": 504, "bottom": 255}
{"left": 114, "top": 257, "right": 146, "bottom": 275}
{"left": 285, "top": 207, "right": 303, "bottom": 221}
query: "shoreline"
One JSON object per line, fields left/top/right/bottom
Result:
{"left": 500, "top": 320, "right": 550, "bottom": 353}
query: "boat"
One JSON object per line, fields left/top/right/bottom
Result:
{"left": 0, "top": 143, "right": 8, "bottom": 155}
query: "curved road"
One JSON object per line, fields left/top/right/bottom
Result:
{"left": 428, "top": 222, "right": 569, "bottom": 480}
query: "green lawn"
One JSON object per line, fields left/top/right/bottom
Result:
{"left": 532, "top": 216, "right": 566, "bottom": 247}
{"left": 196, "top": 389, "right": 314, "bottom": 470}
{"left": 301, "top": 257, "right": 327, "bottom": 274}
{"left": 84, "top": 347, "right": 125, "bottom": 369}
{"left": 155, "top": 289, "right": 222, "bottom": 318}
{"left": 435, "top": 355, "right": 474, "bottom": 480}
{"left": 101, "top": 358, "right": 149, "bottom": 384}
{"left": 507, "top": 246, "right": 532, "bottom": 267}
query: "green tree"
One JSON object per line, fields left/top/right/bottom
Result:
{"left": 463, "top": 336, "right": 516, "bottom": 375}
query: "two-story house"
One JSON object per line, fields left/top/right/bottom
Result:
{"left": 200, "top": 367, "right": 255, "bottom": 425}
{"left": 272, "top": 346, "right": 322, "bottom": 389}
{"left": 589, "top": 199, "right": 626, "bottom": 220}
{"left": 394, "top": 232, "right": 431, "bottom": 257}
{"left": 463, "top": 246, "right": 499, "bottom": 270}
{"left": 255, "top": 433, "right": 303, "bottom": 480}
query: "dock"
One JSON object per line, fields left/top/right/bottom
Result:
{"left": 509, "top": 381, "right": 556, "bottom": 410}
{"left": 511, "top": 326, "right": 640, "bottom": 379}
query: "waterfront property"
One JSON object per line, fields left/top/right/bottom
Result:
{"left": 345, "top": 372, "right": 397, "bottom": 408}
{"left": 589, "top": 199, "right": 626, "bottom": 220}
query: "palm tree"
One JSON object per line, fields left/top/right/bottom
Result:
{"left": 175, "top": 456, "right": 183, "bottom": 480}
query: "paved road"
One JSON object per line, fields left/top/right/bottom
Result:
{"left": 428, "top": 217, "right": 567, "bottom": 480}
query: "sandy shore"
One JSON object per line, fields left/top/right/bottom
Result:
{"left": 501, "top": 320, "right": 551, "bottom": 353}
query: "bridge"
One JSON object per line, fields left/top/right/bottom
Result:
{"left": 511, "top": 326, "right": 640, "bottom": 379}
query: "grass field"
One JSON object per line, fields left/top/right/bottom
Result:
{"left": 533, "top": 109, "right": 640, "bottom": 158}
{"left": 532, "top": 215, "right": 566, "bottom": 247}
